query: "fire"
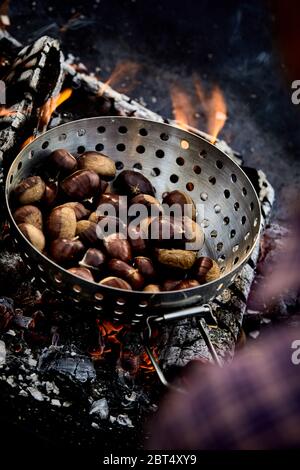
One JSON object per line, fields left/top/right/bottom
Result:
{"left": 20, "top": 88, "right": 73, "bottom": 149}
{"left": 171, "top": 74, "right": 227, "bottom": 143}
{"left": 194, "top": 74, "right": 227, "bottom": 143}
{"left": 98, "top": 60, "right": 141, "bottom": 96}
{"left": 170, "top": 82, "right": 197, "bottom": 129}
{"left": 140, "top": 350, "right": 156, "bottom": 372}
{"left": 38, "top": 88, "right": 73, "bottom": 131}
{"left": 0, "top": 0, "right": 10, "bottom": 29}
{"left": 0, "top": 107, "right": 15, "bottom": 116}
{"left": 206, "top": 85, "right": 227, "bottom": 144}
{"left": 21, "top": 135, "right": 35, "bottom": 149}
{"left": 88, "top": 318, "right": 157, "bottom": 374}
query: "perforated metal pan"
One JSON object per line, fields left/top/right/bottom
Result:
{"left": 5, "top": 117, "right": 261, "bottom": 325}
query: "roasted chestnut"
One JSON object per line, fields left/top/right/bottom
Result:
{"left": 148, "top": 215, "right": 204, "bottom": 250}
{"left": 95, "top": 193, "right": 127, "bottom": 219}
{"left": 130, "top": 194, "right": 162, "bottom": 216}
{"left": 103, "top": 233, "right": 132, "bottom": 263}
{"left": 143, "top": 284, "right": 161, "bottom": 292}
{"left": 68, "top": 267, "right": 94, "bottom": 282}
{"left": 155, "top": 248, "right": 197, "bottom": 270}
{"left": 127, "top": 225, "right": 148, "bottom": 254}
{"left": 95, "top": 215, "right": 127, "bottom": 239}
{"left": 61, "top": 170, "right": 100, "bottom": 200}
{"left": 76, "top": 220, "right": 98, "bottom": 245}
{"left": 108, "top": 259, "right": 144, "bottom": 290}
{"left": 47, "top": 206, "right": 77, "bottom": 240}
{"left": 161, "top": 279, "right": 182, "bottom": 291}
{"left": 49, "top": 149, "right": 77, "bottom": 173}
{"left": 99, "top": 276, "right": 132, "bottom": 290}
{"left": 174, "top": 279, "right": 199, "bottom": 290}
{"left": 133, "top": 256, "right": 155, "bottom": 279}
{"left": 41, "top": 181, "right": 58, "bottom": 207}
{"left": 114, "top": 170, "right": 155, "bottom": 198}
{"left": 13, "top": 205, "right": 43, "bottom": 230}
{"left": 193, "top": 257, "right": 221, "bottom": 283}
{"left": 18, "top": 223, "right": 45, "bottom": 252}
{"left": 78, "top": 151, "right": 116, "bottom": 178}
{"left": 148, "top": 216, "right": 184, "bottom": 247}
{"left": 14, "top": 176, "right": 46, "bottom": 205}
{"left": 50, "top": 238, "right": 85, "bottom": 264}
{"left": 163, "top": 190, "right": 196, "bottom": 221}
{"left": 79, "top": 248, "right": 106, "bottom": 271}
{"left": 57, "top": 202, "right": 91, "bottom": 220}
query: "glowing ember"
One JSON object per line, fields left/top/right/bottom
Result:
{"left": 170, "top": 82, "right": 197, "bottom": 129}
{"left": 87, "top": 318, "right": 157, "bottom": 374}
{"left": 98, "top": 60, "right": 141, "bottom": 96}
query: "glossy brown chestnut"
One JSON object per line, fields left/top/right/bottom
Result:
{"left": 193, "top": 257, "right": 221, "bottom": 283}
{"left": 161, "top": 279, "right": 182, "bottom": 291}
{"left": 13, "top": 205, "right": 43, "bottom": 230}
{"left": 78, "top": 151, "right": 116, "bottom": 178}
{"left": 163, "top": 190, "right": 196, "bottom": 220}
{"left": 50, "top": 238, "right": 85, "bottom": 264}
{"left": 148, "top": 216, "right": 184, "bottom": 247}
{"left": 99, "top": 276, "right": 132, "bottom": 290}
{"left": 47, "top": 206, "right": 77, "bottom": 240}
{"left": 18, "top": 223, "right": 45, "bottom": 252}
{"left": 76, "top": 220, "right": 98, "bottom": 245}
{"left": 133, "top": 256, "right": 155, "bottom": 279}
{"left": 127, "top": 225, "right": 148, "bottom": 254}
{"left": 95, "top": 193, "right": 127, "bottom": 218}
{"left": 130, "top": 194, "right": 162, "bottom": 216}
{"left": 68, "top": 267, "right": 94, "bottom": 282}
{"left": 14, "top": 176, "right": 46, "bottom": 205}
{"left": 174, "top": 279, "right": 200, "bottom": 290}
{"left": 155, "top": 248, "right": 197, "bottom": 270}
{"left": 79, "top": 248, "right": 106, "bottom": 271}
{"left": 61, "top": 170, "right": 100, "bottom": 200}
{"left": 41, "top": 181, "right": 58, "bottom": 207}
{"left": 143, "top": 284, "right": 161, "bottom": 292}
{"left": 57, "top": 202, "right": 91, "bottom": 220}
{"left": 49, "top": 149, "right": 77, "bottom": 173}
{"left": 114, "top": 170, "right": 155, "bottom": 198}
{"left": 103, "top": 233, "right": 132, "bottom": 263}
{"left": 108, "top": 259, "right": 144, "bottom": 290}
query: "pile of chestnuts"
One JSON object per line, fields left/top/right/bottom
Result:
{"left": 12, "top": 148, "right": 221, "bottom": 292}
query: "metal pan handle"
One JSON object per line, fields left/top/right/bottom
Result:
{"left": 143, "top": 304, "right": 222, "bottom": 391}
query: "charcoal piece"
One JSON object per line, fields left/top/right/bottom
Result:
{"left": 38, "top": 347, "right": 96, "bottom": 383}
{"left": 0, "top": 297, "right": 14, "bottom": 331}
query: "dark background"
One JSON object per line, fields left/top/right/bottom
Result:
{"left": 6, "top": 0, "right": 300, "bottom": 221}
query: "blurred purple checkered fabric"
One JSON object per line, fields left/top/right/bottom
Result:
{"left": 148, "top": 327, "right": 300, "bottom": 449}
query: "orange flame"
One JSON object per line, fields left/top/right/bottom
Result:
{"left": 171, "top": 74, "right": 227, "bottom": 143}
{"left": 0, "top": 107, "right": 15, "bottom": 116}
{"left": 98, "top": 60, "right": 141, "bottom": 96}
{"left": 206, "top": 86, "right": 227, "bottom": 144}
{"left": 20, "top": 88, "right": 73, "bottom": 149}
{"left": 0, "top": 0, "right": 10, "bottom": 29}
{"left": 170, "top": 82, "right": 197, "bottom": 129}
{"left": 38, "top": 88, "right": 73, "bottom": 130}
{"left": 194, "top": 74, "right": 227, "bottom": 143}
{"left": 20, "top": 135, "right": 36, "bottom": 149}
